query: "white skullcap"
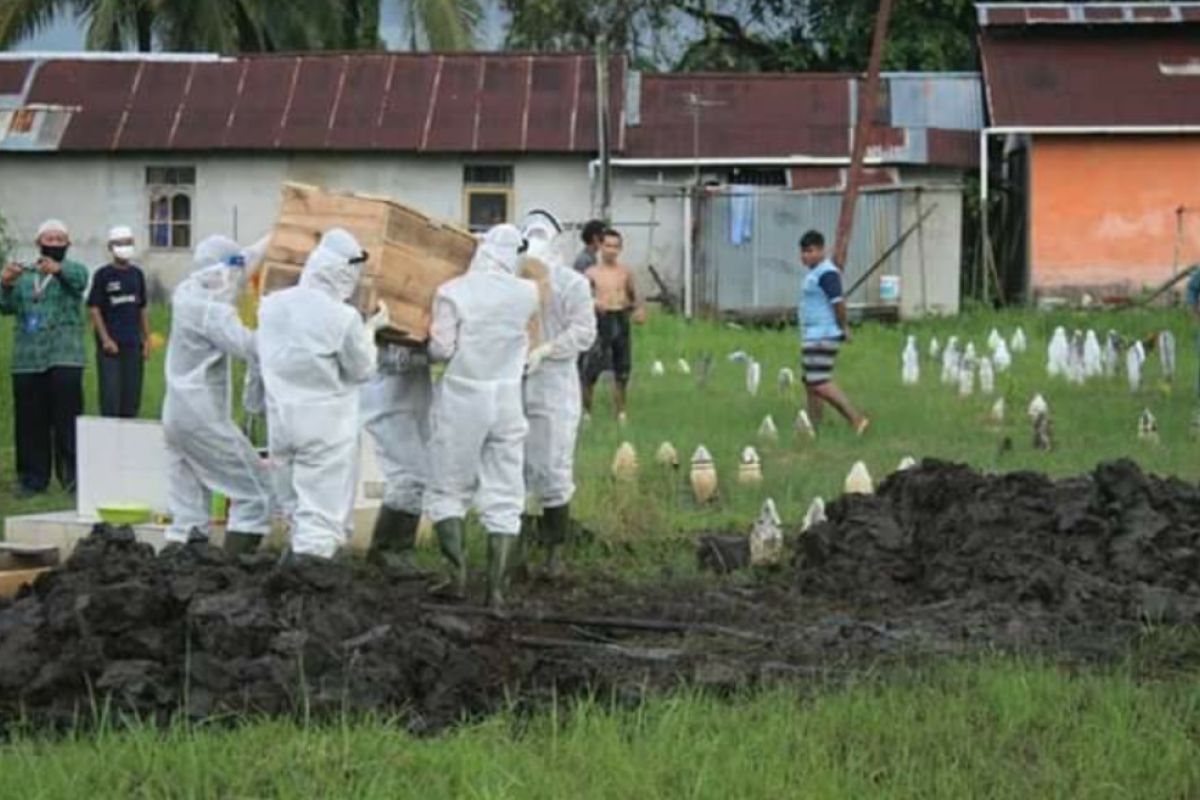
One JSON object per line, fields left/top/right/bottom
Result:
{"left": 107, "top": 225, "right": 134, "bottom": 242}
{"left": 37, "top": 219, "right": 69, "bottom": 238}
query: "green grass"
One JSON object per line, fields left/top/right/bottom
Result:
{"left": 3, "top": 307, "right": 1200, "bottom": 794}
{"left": 3, "top": 304, "right": 1198, "bottom": 538}
{"left": 3, "top": 659, "right": 1200, "bottom": 798}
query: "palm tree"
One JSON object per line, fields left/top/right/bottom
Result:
{"left": 402, "top": 0, "right": 480, "bottom": 50}
{"left": 0, "top": 0, "right": 480, "bottom": 53}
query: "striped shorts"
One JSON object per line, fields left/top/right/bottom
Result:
{"left": 801, "top": 340, "right": 842, "bottom": 386}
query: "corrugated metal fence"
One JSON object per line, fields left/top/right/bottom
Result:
{"left": 696, "top": 187, "right": 908, "bottom": 314}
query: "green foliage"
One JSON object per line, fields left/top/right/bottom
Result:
{"left": 0, "top": 0, "right": 476, "bottom": 53}
{"left": 503, "top": 0, "right": 1025, "bottom": 72}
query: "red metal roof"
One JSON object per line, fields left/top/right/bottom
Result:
{"left": 627, "top": 73, "right": 851, "bottom": 159}
{"left": 625, "top": 72, "right": 980, "bottom": 167}
{"left": 978, "top": 3, "right": 1200, "bottom": 26}
{"left": 0, "top": 60, "right": 30, "bottom": 94}
{"left": 980, "top": 28, "right": 1200, "bottom": 126}
{"left": 16, "top": 52, "right": 624, "bottom": 153}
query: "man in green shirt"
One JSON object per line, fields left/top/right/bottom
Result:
{"left": 1, "top": 219, "right": 88, "bottom": 495}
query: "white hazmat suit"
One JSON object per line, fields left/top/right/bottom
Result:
{"left": 424, "top": 225, "right": 540, "bottom": 535}
{"left": 257, "top": 228, "right": 378, "bottom": 559}
{"left": 163, "top": 236, "right": 272, "bottom": 545}
{"left": 521, "top": 211, "right": 597, "bottom": 510}
{"left": 361, "top": 345, "right": 432, "bottom": 516}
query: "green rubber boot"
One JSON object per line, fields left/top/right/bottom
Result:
{"left": 540, "top": 504, "right": 571, "bottom": 578}
{"left": 368, "top": 507, "right": 422, "bottom": 575}
{"left": 223, "top": 530, "right": 262, "bottom": 557}
{"left": 486, "top": 533, "right": 518, "bottom": 611}
{"left": 433, "top": 518, "right": 467, "bottom": 599}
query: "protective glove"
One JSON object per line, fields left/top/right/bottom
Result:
{"left": 525, "top": 342, "right": 553, "bottom": 374}
{"left": 366, "top": 300, "right": 391, "bottom": 334}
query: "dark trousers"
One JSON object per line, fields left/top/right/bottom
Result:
{"left": 97, "top": 344, "right": 144, "bottom": 418}
{"left": 12, "top": 366, "right": 83, "bottom": 492}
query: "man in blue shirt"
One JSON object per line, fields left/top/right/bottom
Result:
{"left": 87, "top": 226, "right": 149, "bottom": 418}
{"left": 798, "top": 230, "right": 868, "bottom": 434}
{"left": 1187, "top": 267, "right": 1200, "bottom": 398}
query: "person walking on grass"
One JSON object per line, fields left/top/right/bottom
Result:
{"left": 582, "top": 228, "right": 644, "bottom": 424}
{"left": 0, "top": 219, "right": 87, "bottom": 496}
{"left": 797, "top": 230, "right": 869, "bottom": 435}
{"left": 88, "top": 226, "right": 150, "bottom": 419}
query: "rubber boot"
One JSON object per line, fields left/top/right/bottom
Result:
{"left": 486, "top": 533, "right": 518, "bottom": 611}
{"left": 223, "top": 530, "right": 262, "bottom": 557}
{"left": 368, "top": 507, "right": 421, "bottom": 575}
{"left": 540, "top": 504, "right": 571, "bottom": 578}
{"left": 432, "top": 518, "right": 467, "bottom": 599}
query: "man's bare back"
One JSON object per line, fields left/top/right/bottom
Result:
{"left": 586, "top": 262, "right": 635, "bottom": 312}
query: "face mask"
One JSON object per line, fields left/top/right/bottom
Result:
{"left": 112, "top": 245, "right": 137, "bottom": 262}
{"left": 40, "top": 244, "right": 68, "bottom": 262}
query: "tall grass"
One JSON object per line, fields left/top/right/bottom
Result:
{"left": 2, "top": 659, "right": 1199, "bottom": 798}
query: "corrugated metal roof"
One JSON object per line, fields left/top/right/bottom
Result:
{"left": 10, "top": 52, "right": 624, "bottom": 153}
{"left": 978, "top": 2, "right": 1200, "bottom": 26}
{"left": 0, "top": 60, "right": 30, "bottom": 96}
{"left": 980, "top": 27, "right": 1200, "bottom": 126}
{"left": 626, "top": 72, "right": 981, "bottom": 166}
{"left": 627, "top": 73, "right": 852, "bottom": 159}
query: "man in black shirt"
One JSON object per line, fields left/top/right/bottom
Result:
{"left": 87, "top": 226, "right": 149, "bottom": 418}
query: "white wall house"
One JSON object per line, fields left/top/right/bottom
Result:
{"left": 0, "top": 52, "right": 981, "bottom": 317}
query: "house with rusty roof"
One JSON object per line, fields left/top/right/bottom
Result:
{"left": 978, "top": 1, "right": 1200, "bottom": 301}
{"left": 0, "top": 51, "right": 980, "bottom": 317}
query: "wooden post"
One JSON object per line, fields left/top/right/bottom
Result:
{"left": 833, "top": 0, "right": 896, "bottom": 270}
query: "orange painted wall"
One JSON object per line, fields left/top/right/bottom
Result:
{"left": 1030, "top": 136, "right": 1200, "bottom": 291}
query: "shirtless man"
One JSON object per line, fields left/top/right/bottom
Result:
{"left": 583, "top": 229, "right": 644, "bottom": 422}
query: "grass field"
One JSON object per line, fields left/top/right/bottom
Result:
{"left": 3, "top": 659, "right": 1200, "bottom": 798}
{"left": 5, "top": 302, "right": 1196, "bottom": 536}
{"left": 2, "top": 303, "right": 1199, "bottom": 796}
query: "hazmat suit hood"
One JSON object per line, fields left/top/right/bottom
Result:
{"left": 189, "top": 235, "right": 249, "bottom": 305}
{"left": 469, "top": 224, "right": 525, "bottom": 276}
{"left": 300, "top": 227, "right": 365, "bottom": 302}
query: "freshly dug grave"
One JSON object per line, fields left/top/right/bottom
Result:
{"left": 1, "top": 459, "right": 1199, "bottom": 733}
{"left": 797, "top": 458, "right": 1200, "bottom": 626}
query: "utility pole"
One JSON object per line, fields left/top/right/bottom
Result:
{"left": 595, "top": 33, "right": 612, "bottom": 221}
{"left": 833, "top": 0, "right": 895, "bottom": 270}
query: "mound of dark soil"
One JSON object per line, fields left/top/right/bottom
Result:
{"left": 0, "top": 528, "right": 665, "bottom": 733}
{"left": 797, "top": 459, "right": 1200, "bottom": 625}
{"left": 4, "top": 459, "right": 1200, "bottom": 733}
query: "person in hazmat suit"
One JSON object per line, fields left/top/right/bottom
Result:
{"left": 360, "top": 341, "right": 432, "bottom": 572}
{"left": 257, "top": 228, "right": 388, "bottom": 560}
{"left": 519, "top": 210, "right": 597, "bottom": 576}
{"left": 162, "top": 235, "right": 272, "bottom": 554}
{"left": 424, "top": 223, "right": 540, "bottom": 609}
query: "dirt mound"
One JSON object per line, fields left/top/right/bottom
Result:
{"left": 3, "top": 460, "right": 1199, "bottom": 732}
{"left": 0, "top": 528, "right": 672, "bottom": 733}
{"left": 797, "top": 459, "right": 1200, "bottom": 624}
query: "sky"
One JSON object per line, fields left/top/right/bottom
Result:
{"left": 12, "top": 0, "right": 509, "bottom": 52}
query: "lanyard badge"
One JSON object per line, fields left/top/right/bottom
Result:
{"left": 31, "top": 274, "right": 52, "bottom": 303}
